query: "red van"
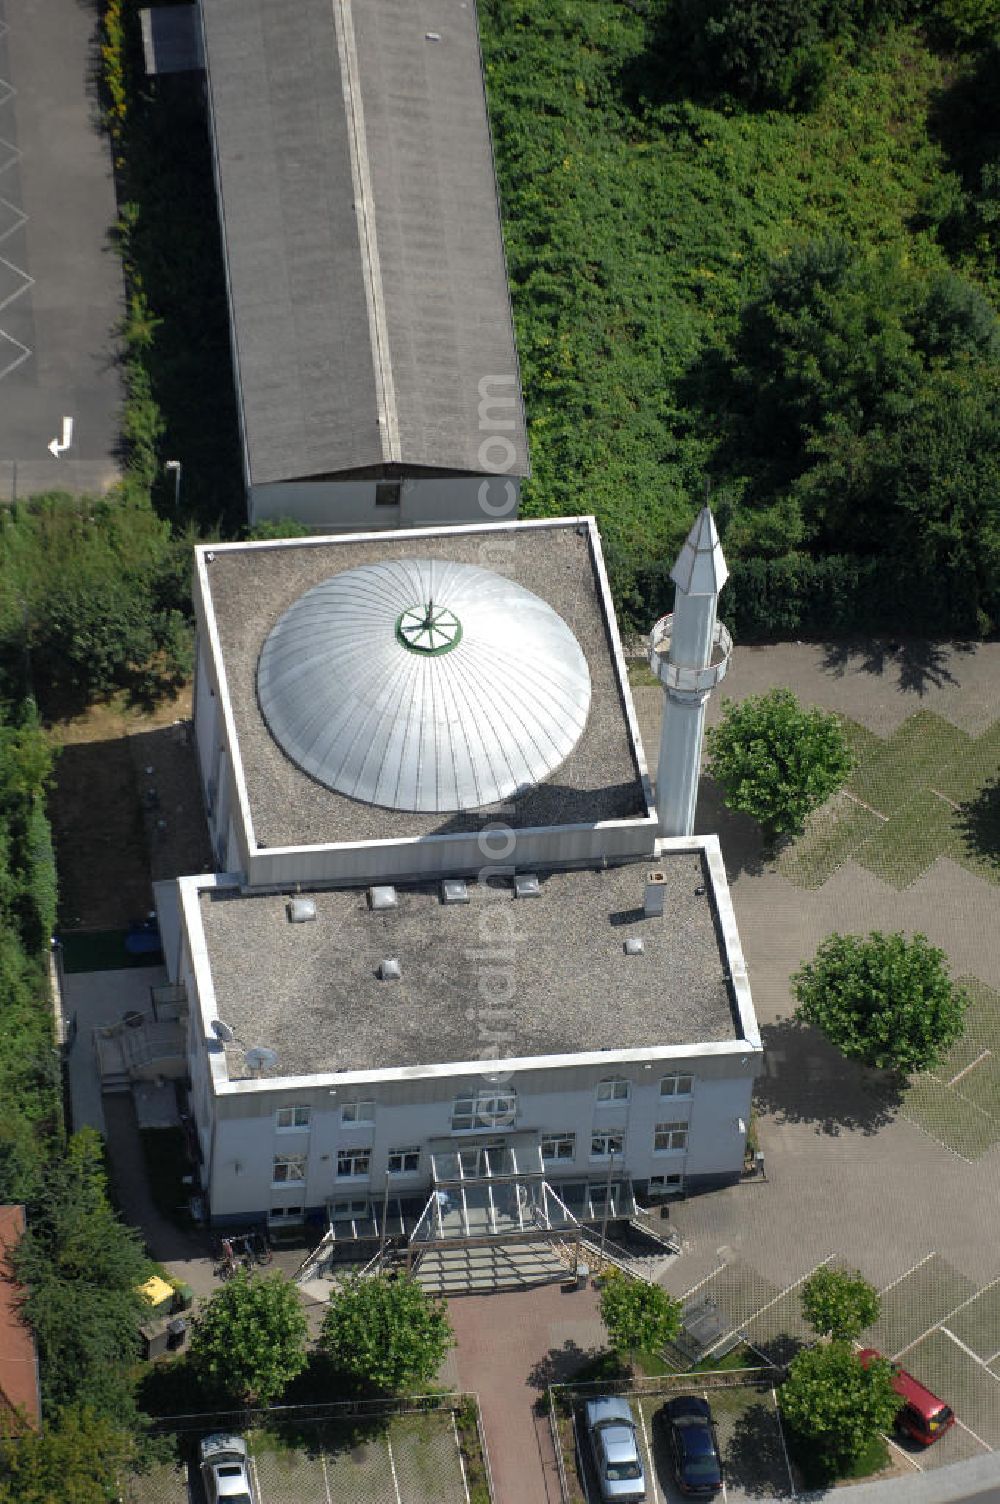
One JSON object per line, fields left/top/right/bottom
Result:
{"left": 858, "top": 1349, "right": 955, "bottom": 1446}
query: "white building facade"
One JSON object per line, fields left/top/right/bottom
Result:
{"left": 154, "top": 512, "right": 761, "bottom": 1233}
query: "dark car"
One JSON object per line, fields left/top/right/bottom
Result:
{"left": 655, "top": 1395, "right": 723, "bottom": 1497}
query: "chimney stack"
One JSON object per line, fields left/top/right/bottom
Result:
{"left": 644, "top": 870, "right": 667, "bottom": 918}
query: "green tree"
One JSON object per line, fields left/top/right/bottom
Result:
{"left": 598, "top": 1270, "right": 682, "bottom": 1364}
{"left": 0, "top": 1405, "right": 134, "bottom": 1504}
{"left": 320, "top": 1273, "right": 453, "bottom": 1395}
{"left": 779, "top": 1341, "right": 899, "bottom": 1481}
{"left": 801, "top": 1266, "right": 880, "bottom": 1340}
{"left": 705, "top": 689, "right": 852, "bottom": 842}
{"left": 189, "top": 1270, "right": 307, "bottom": 1406}
{"left": 15, "top": 1130, "right": 151, "bottom": 1415}
{"left": 794, "top": 931, "right": 968, "bottom": 1076}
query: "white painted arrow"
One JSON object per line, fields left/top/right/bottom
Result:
{"left": 47, "top": 416, "right": 73, "bottom": 458}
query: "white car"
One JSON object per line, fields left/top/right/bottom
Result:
{"left": 198, "top": 1434, "right": 256, "bottom": 1504}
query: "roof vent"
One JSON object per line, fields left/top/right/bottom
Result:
{"left": 379, "top": 958, "right": 401, "bottom": 981}
{"left": 644, "top": 871, "right": 667, "bottom": 919}
{"left": 441, "top": 879, "right": 469, "bottom": 905}
{"left": 624, "top": 937, "right": 645, "bottom": 955}
{"left": 514, "top": 873, "right": 541, "bottom": 899}
{"left": 287, "top": 896, "right": 316, "bottom": 924}
{"left": 369, "top": 885, "right": 398, "bottom": 911}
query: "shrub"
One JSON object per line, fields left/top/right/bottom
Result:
{"left": 794, "top": 930, "right": 968, "bottom": 1075}
{"left": 705, "top": 688, "right": 852, "bottom": 842}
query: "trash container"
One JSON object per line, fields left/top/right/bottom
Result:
{"left": 576, "top": 1262, "right": 590, "bottom": 1290}
{"left": 140, "top": 1321, "right": 171, "bottom": 1360}
{"left": 167, "top": 1317, "right": 187, "bottom": 1351}
{"left": 172, "top": 1282, "right": 193, "bottom": 1313}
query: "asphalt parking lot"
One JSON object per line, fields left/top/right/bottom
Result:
{"left": 0, "top": 0, "right": 122, "bottom": 497}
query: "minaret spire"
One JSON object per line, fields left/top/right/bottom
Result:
{"left": 649, "top": 506, "right": 733, "bottom": 837}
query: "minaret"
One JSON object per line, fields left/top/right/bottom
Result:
{"left": 649, "top": 507, "right": 733, "bottom": 838}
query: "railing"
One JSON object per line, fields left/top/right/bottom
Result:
{"left": 551, "top": 1364, "right": 781, "bottom": 1404}
{"left": 628, "top": 1206, "right": 682, "bottom": 1254}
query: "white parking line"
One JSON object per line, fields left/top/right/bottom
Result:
{"left": 637, "top": 1399, "right": 663, "bottom": 1504}
{"left": 885, "top": 1435, "right": 922, "bottom": 1472}
{"left": 704, "top": 1391, "right": 727, "bottom": 1504}
{"left": 320, "top": 1452, "right": 333, "bottom": 1504}
{"left": 879, "top": 1251, "right": 936, "bottom": 1297}
{"left": 386, "top": 1436, "right": 403, "bottom": 1504}
{"left": 892, "top": 1278, "right": 1000, "bottom": 1361}
{"left": 451, "top": 1412, "right": 471, "bottom": 1504}
{"left": 712, "top": 1255, "right": 836, "bottom": 1356}
{"left": 942, "top": 1325, "right": 1000, "bottom": 1382}
{"left": 949, "top": 1049, "right": 992, "bottom": 1086}
{"left": 249, "top": 1456, "right": 264, "bottom": 1503}
{"left": 770, "top": 1388, "right": 797, "bottom": 1499}
{"left": 680, "top": 1262, "right": 727, "bottom": 1302}
{"left": 956, "top": 1416, "right": 995, "bottom": 1453}
{"left": 898, "top": 1107, "right": 976, "bottom": 1165}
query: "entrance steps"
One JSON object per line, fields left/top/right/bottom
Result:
{"left": 414, "top": 1240, "right": 568, "bottom": 1296}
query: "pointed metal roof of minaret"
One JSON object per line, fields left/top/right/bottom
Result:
{"left": 670, "top": 506, "right": 729, "bottom": 597}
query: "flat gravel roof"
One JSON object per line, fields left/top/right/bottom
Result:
{"left": 200, "top": 852, "right": 738, "bottom": 1078}
{"left": 201, "top": 525, "right": 650, "bottom": 849}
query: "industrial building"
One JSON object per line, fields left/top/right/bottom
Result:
{"left": 143, "top": 509, "right": 763, "bottom": 1248}
{"left": 198, "top": 0, "right": 529, "bottom": 529}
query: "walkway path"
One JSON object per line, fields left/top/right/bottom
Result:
{"left": 446, "top": 1282, "right": 606, "bottom": 1504}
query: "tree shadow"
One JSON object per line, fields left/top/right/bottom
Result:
{"left": 725, "top": 1395, "right": 800, "bottom": 1497}
{"left": 957, "top": 776, "right": 1000, "bottom": 874}
{"left": 753, "top": 1018, "right": 904, "bottom": 1136}
{"left": 528, "top": 1341, "right": 620, "bottom": 1395}
{"left": 819, "top": 638, "right": 971, "bottom": 697}
{"left": 925, "top": 45, "right": 1000, "bottom": 257}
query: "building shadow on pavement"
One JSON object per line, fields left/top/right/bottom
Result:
{"left": 695, "top": 776, "right": 767, "bottom": 881}
{"left": 754, "top": 1019, "right": 904, "bottom": 1136}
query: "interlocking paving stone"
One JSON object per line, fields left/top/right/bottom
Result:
{"left": 865, "top": 1255, "right": 977, "bottom": 1359}
{"left": 947, "top": 1282, "right": 1000, "bottom": 1362}
{"left": 902, "top": 1327, "right": 1000, "bottom": 1451}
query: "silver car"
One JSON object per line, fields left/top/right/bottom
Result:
{"left": 583, "top": 1397, "right": 647, "bottom": 1503}
{"left": 198, "top": 1434, "right": 256, "bottom": 1504}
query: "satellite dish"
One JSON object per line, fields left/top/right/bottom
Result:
{"left": 211, "top": 1019, "right": 236, "bottom": 1043}
{"left": 244, "top": 1046, "right": 279, "bottom": 1074}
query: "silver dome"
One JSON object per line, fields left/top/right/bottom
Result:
{"left": 257, "top": 558, "right": 591, "bottom": 812}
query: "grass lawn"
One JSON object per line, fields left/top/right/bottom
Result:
{"left": 900, "top": 978, "right": 1000, "bottom": 1160}
{"left": 778, "top": 712, "right": 1000, "bottom": 890}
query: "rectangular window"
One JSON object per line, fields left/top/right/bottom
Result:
{"left": 660, "top": 1074, "right": 694, "bottom": 1097}
{"left": 337, "top": 1147, "right": 371, "bottom": 1178}
{"left": 387, "top": 1147, "right": 420, "bottom": 1175}
{"left": 590, "top": 1131, "right": 625, "bottom": 1159}
{"left": 331, "top": 1199, "right": 369, "bottom": 1221}
{"left": 541, "top": 1133, "right": 576, "bottom": 1163}
{"left": 272, "top": 1154, "right": 306, "bottom": 1184}
{"left": 653, "top": 1121, "right": 689, "bottom": 1153}
{"left": 341, "top": 1101, "right": 375, "bottom": 1126}
{"left": 276, "top": 1105, "right": 310, "bottom": 1130}
{"left": 375, "top": 481, "right": 402, "bottom": 507}
{"left": 451, "top": 1092, "right": 517, "bottom": 1132}
{"left": 596, "top": 1079, "right": 629, "bottom": 1103}
{"left": 268, "top": 1205, "right": 304, "bottom": 1223}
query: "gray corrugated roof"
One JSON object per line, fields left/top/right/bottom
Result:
{"left": 200, "top": 0, "right": 529, "bottom": 486}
